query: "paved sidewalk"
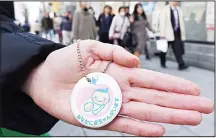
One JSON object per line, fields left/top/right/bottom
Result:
{"left": 49, "top": 56, "right": 214, "bottom": 137}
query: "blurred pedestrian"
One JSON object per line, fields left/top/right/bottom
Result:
{"left": 32, "top": 20, "right": 41, "bottom": 36}
{"left": 22, "top": 20, "right": 30, "bottom": 32}
{"left": 72, "top": 2, "right": 97, "bottom": 40}
{"left": 89, "top": 6, "right": 97, "bottom": 25}
{"left": 159, "top": 1, "right": 189, "bottom": 70}
{"left": 125, "top": 6, "right": 131, "bottom": 18}
{"left": 130, "top": 3, "right": 155, "bottom": 59}
{"left": 109, "top": 6, "right": 130, "bottom": 47}
{"left": 53, "top": 12, "right": 63, "bottom": 43}
{"left": 41, "top": 12, "right": 54, "bottom": 40}
{"left": 110, "top": 7, "right": 115, "bottom": 17}
{"left": 61, "top": 11, "right": 72, "bottom": 45}
{"left": 97, "top": 5, "right": 114, "bottom": 44}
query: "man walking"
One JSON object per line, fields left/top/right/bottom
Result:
{"left": 41, "top": 12, "right": 54, "bottom": 40}
{"left": 159, "top": 1, "right": 189, "bottom": 70}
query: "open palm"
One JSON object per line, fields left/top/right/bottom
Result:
{"left": 26, "top": 40, "right": 213, "bottom": 136}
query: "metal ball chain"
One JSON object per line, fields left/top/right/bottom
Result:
{"left": 76, "top": 40, "right": 112, "bottom": 83}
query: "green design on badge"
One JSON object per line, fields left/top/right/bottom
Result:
{"left": 84, "top": 77, "right": 110, "bottom": 115}
{"left": 78, "top": 98, "right": 120, "bottom": 127}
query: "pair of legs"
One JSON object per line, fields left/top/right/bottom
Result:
{"left": 160, "top": 42, "right": 184, "bottom": 67}
{"left": 99, "top": 32, "right": 113, "bottom": 44}
{"left": 160, "top": 37, "right": 188, "bottom": 70}
{"left": 134, "top": 43, "right": 150, "bottom": 59}
{"left": 55, "top": 29, "right": 63, "bottom": 44}
{"left": 44, "top": 29, "right": 53, "bottom": 41}
{"left": 62, "top": 30, "right": 72, "bottom": 46}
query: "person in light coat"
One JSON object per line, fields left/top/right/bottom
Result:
{"left": 109, "top": 6, "right": 130, "bottom": 47}
{"left": 159, "top": 1, "right": 189, "bottom": 70}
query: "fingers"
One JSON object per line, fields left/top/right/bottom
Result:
{"left": 124, "top": 88, "right": 214, "bottom": 114}
{"left": 87, "top": 40, "right": 139, "bottom": 68}
{"left": 129, "top": 68, "right": 200, "bottom": 96}
{"left": 104, "top": 116, "right": 165, "bottom": 136}
{"left": 120, "top": 102, "right": 202, "bottom": 126}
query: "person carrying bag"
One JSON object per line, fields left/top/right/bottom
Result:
{"left": 113, "top": 17, "right": 125, "bottom": 40}
{"left": 109, "top": 6, "right": 130, "bottom": 47}
{"left": 122, "top": 26, "right": 137, "bottom": 54}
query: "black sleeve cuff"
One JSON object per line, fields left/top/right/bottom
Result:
{"left": 1, "top": 32, "right": 65, "bottom": 93}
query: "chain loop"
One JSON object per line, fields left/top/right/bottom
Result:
{"left": 76, "top": 40, "right": 112, "bottom": 83}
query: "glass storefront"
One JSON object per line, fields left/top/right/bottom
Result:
{"left": 128, "top": 1, "right": 215, "bottom": 43}
{"left": 180, "top": 2, "right": 214, "bottom": 42}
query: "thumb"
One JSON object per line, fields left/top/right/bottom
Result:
{"left": 87, "top": 40, "right": 139, "bottom": 68}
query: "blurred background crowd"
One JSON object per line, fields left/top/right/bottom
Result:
{"left": 13, "top": 1, "right": 215, "bottom": 71}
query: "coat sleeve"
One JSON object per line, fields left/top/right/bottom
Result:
{"left": 72, "top": 11, "right": 79, "bottom": 39}
{"left": 0, "top": 32, "right": 65, "bottom": 134}
{"left": 1, "top": 32, "right": 64, "bottom": 93}
{"left": 179, "top": 9, "right": 186, "bottom": 41}
{"left": 1, "top": 10, "right": 65, "bottom": 135}
{"left": 159, "top": 8, "right": 166, "bottom": 38}
{"left": 109, "top": 16, "right": 116, "bottom": 38}
{"left": 91, "top": 16, "right": 97, "bottom": 39}
{"left": 96, "top": 14, "right": 101, "bottom": 27}
{"left": 146, "top": 20, "right": 155, "bottom": 33}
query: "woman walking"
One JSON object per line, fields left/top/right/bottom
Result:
{"left": 130, "top": 3, "right": 155, "bottom": 59}
{"left": 109, "top": 6, "right": 130, "bottom": 47}
{"left": 97, "top": 5, "right": 114, "bottom": 44}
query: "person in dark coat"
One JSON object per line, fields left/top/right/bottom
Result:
{"left": 0, "top": 1, "right": 214, "bottom": 137}
{"left": 60, "top": 11, "right": 73, "bottom": 45}
{"left": 22, "top": 20, "right": 30, "bottom": 32}
{"left": 41, "top": 12, "right": 54, "bottom": 40}
{"left": 97, "top": 5, "right": 114, "bottom": 44}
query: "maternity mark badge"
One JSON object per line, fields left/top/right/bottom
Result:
{"left": 71, "top": 72, "right": 122, "bottom": 128}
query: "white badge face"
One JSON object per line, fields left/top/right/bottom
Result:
{"left": 71, "top": 72, "right": 122, "bottom": 128}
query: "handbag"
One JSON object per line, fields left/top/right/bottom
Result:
{"left": 156, "top": 39, "right": 168, "bottom": 53}
{"left": 122, "top": 27, "right": 137, "bottom": 48}
{"left": 113, "top": 17, "right": 126, "bottom": 39}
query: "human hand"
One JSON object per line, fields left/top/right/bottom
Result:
{"left": 160, "top": 36, "right": 166, "bottom": 39}
{"left": 24, "top": 40, "right": 213, "bottom": 136}
{"left": 130, "top": 16, "right": 134, "bottom": 23}
{"left": 109, "top": 36, "right": 113, "bottom": 40}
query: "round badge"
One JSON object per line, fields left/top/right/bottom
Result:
{"left": 71, "top": 72, "right": 122, "bottom": 128}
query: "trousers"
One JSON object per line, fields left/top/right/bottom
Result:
{"left": 160, "top": 29, "right": 185, "bottom": 66}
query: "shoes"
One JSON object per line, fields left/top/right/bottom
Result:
{"left": 161, "top": 64, "right": 167, "bottom": 68}
{"left": 179, "top": 64, "right": 189, "bottom": 70}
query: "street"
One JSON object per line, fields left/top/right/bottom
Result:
{"left": 49, "top": 56, "right": 214, "bottom": 137}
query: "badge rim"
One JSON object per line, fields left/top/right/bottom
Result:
{"left": 71, "top": 72, "right": 122, "bottom": 128}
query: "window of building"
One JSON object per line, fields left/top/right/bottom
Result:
{"left": 181, "top": 2, "right": 214, "bottom": 42}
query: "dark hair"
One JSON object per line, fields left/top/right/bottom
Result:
{"left": 118, "top": 6, "right": 125, "bottom": 13}
{"left": 133, "top": 3, "right": 147, "bottom": 20}
{"left": 103, "top": 5, "right": 111, "bottom": 14}
{"left": 124, "top": 6, "right": 129, "bottom": 9}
